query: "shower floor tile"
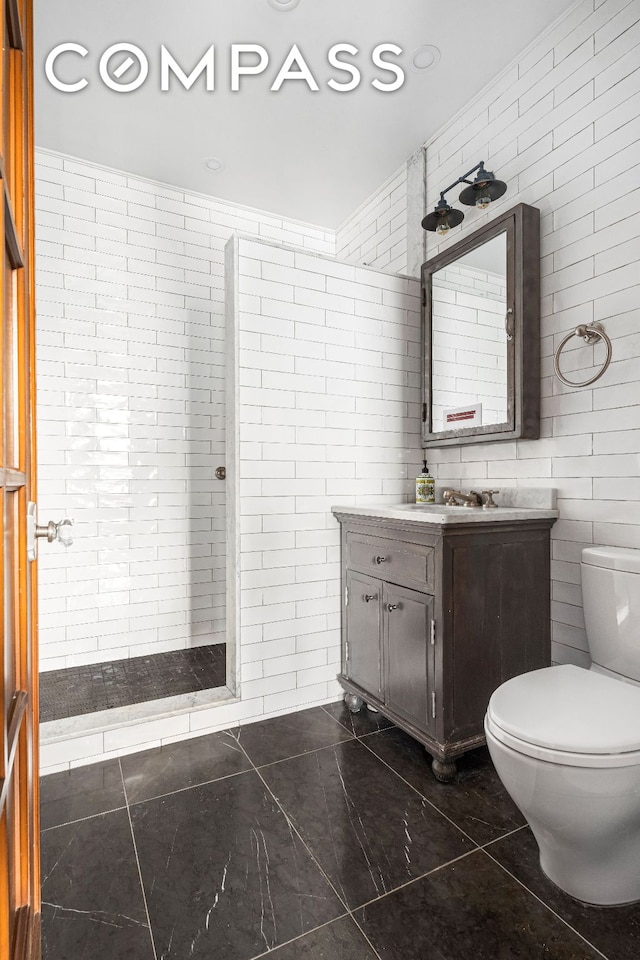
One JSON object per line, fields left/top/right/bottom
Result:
{"left": 40, "top": 702, "right": 636, "bottom": 960}
{"left": 39, "top": 644, "right": 226, "bottom": 722}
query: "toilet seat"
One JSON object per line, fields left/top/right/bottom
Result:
{"left": 486, "top": 664, "right": 640, "bottom": 768}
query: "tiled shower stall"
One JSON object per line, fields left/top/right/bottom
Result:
{"left": 35, "top": 153, "right": 422, "bottom": 771}
{"left": 35, "top": 151, "right": 335, "bottom": 676}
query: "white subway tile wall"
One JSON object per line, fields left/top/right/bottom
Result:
{"left": 345, "top": 0, "right": 640, "bottom": 666}
{"left": 428, "top": 0, "right": 640, "bottom": 666}
{"left": 35, "top": 149, "right": 335, "bottom": 677}
{"left": 228, "top": 236, "right": 423, "bottom": 718}
{"left": 336, "top": 164, "right": 409, "bottom": 273}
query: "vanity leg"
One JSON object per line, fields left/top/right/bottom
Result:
{"left": 344, "top": 693, "right": 364, "bottom": 713}
{"left": 431, "top": 756, "right": 457, "bottom": 783}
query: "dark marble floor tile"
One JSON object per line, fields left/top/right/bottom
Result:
{"left": 130, "top": 769, "right": 343, "bottom": 960}
{"left": 264, "top": 916, "right": 379, "bottom": 959}
{"left": 364, "top": 727, "right": 525, "bottom": 845}
{"left": 238, "top": 706, "right": 353, "bottom": 766}
{"left": 323, "top": 700, "right": 394, "bottom": 738}
{"left": 355, "top": 849, "right": 602, "bottom": 960}
{"left": 122, "top": 728, "right": 251, "bottom": 804}
{"left": 40, "top": 759, "right": 126, "bottom": 830}
{"left": 260, "top": 739, "right": 473, "bottom": 910}
{"left": 489, "top": 827, "right": 640, "bottom": 960}
{"left": 41, "top": 809, "right": 153, "bottom": 960}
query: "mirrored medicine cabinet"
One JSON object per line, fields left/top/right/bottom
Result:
{"left": 421, "top": 203, "right": 540, "bottom": 447}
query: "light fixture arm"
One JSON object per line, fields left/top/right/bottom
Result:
{"left": 437, "top": 161, "right": 488, "bottom": 203}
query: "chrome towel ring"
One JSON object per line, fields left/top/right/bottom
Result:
{"left": 553, "top": 323, "right": 612, "bottom": 388}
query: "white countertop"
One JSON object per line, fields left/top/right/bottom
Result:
{"left": 331, "top": 503, "right": 559, "bottom": 525}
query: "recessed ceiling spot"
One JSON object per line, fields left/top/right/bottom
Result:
{"left": 267, "top": 0, "right": 301, "bottom": 11}
{"left": 411, "top": 45, "right": 441, "bottom": 71}
{"left": 203, "top": 157, "right": 225, "bottom": 173}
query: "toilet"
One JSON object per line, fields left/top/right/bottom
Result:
{"left": 485, "top": 545, "right": 640, "bottom": 906}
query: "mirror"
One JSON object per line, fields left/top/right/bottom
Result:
{"left": 422, "top": 203, "right": 540, "bottom": 447}
{"left": 431, "top": 233, "right": 508, "bottom": 431}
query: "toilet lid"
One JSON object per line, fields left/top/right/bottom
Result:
{"left": 487, "top": 665, "right": 640, "bottom": 755}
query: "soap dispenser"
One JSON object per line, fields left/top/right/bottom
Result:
{"left": 415, "top": 460, "right": 435, "bottom": 504}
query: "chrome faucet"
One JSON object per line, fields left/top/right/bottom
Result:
{"left": 442, "top": 489, "right": 483, "bottom": 508}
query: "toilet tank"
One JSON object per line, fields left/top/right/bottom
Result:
{"left": 581, "top": 546, "right": 640, "bottom": 682}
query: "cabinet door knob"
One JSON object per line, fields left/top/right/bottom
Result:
{"left": 387, "top": 603, "right": 399, "bottom": 612}
{"left": 375, "top": 556, "right": 387, "bottom": 564}
{"left": 364, "top": 594, "right": 377, "bottom": 603}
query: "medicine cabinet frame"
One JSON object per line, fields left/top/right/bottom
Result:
{"left": 421, "top": 202, "right": 540, "bottom": 448}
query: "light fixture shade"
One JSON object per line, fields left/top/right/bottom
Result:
{"left": 459, "top": 169, "right": 507, "bottom": 206}
{"left": 421, "top": 202, "right": 465, "bottom": 233}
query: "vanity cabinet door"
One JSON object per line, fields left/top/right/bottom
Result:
{"left": 383, "top": 584, "right": 434, "bottom": 732}
{"left": 345, "top": 571, "right": 382, "bottom": 699}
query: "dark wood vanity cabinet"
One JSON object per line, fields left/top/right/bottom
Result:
{"left": 335, "top": 511, "right": 556, "bottom": 780}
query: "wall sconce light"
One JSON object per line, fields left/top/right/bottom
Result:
{"left": 422, "top": 161, "right": 507, "bottom": 235}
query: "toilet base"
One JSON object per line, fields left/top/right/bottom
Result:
{"left": 486, "top": 726, "right": 640, "bottom": 908}
{"left": 533, "top": 826, "right": 640, "bottom": 907}
{"left": 539, "top": 862, "right": 640, "bottom": 909}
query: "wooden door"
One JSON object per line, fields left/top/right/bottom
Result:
{"left": 1, "top": 1, "right": 39, "bottom": 958}
{"left": 383, "top": 584, "right": 434, "bottom": 733}
{"left": 345, "top": 571, "right": 382, "bottom": 699}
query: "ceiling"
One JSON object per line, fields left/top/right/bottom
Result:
{"left": 33, "top": 0, "right": 577, "bottom": 228}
